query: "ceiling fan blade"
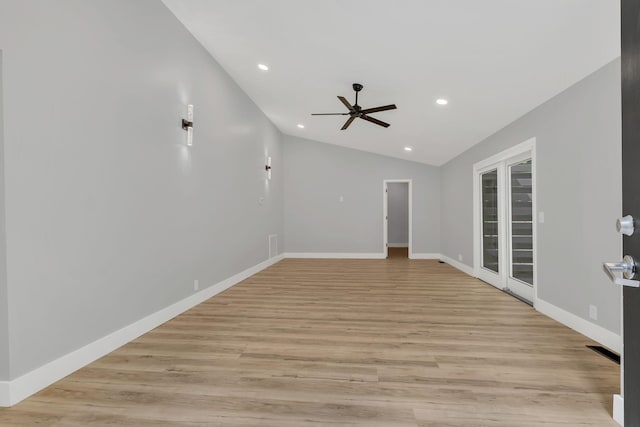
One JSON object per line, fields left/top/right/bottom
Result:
{"left": 360, "top": 114, "right": 390, "bottom": 128}
{"left": 338, "top": 96, "right": 355, "bottom": 112}
{"left": 341, "top": 116, "right": 357, "bottom": 130}
{"left": 360, "top": 104, "right": 397, "bottom": 115}
{"left": 311, "top": 113, "right": 350, "bottom": 115}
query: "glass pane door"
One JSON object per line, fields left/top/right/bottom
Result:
{"left": 481, "top": 169, "right": 499, "bottom": 273}
{"left": 474, "top": 144, "right": 535, "bottom": 304}
{"left": 509, "top": 160, "right": 533, "bottom": 285}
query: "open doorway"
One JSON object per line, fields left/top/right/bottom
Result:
{"left": 383, "top": 180, "right": 412, "bottom": 258}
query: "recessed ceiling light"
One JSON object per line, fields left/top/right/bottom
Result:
{"left": 257, "top": 63, "right": 269, "bottom": 71}
{"left": 404, "top": 146, "right": 413, "bottom": 152}
{"left": 436, "top": 98, "right": 448, "bottom": 105}
{"left": 297, "top": 124, "right": 305, "bottom": 129}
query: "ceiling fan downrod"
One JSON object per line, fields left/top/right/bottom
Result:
{"left": 353, "top": 83, "right": 363, "bottom": 108}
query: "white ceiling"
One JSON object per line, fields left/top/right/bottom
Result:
{"left": 162, "top": 0, "right": 620, "bottom": 166}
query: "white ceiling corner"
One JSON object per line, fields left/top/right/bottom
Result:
{"left": 162, "top": 0, "right": 620, "bottom": 166}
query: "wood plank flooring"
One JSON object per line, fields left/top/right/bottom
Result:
{"left": 0, "top": 257, "right": 619, "bottom": 426}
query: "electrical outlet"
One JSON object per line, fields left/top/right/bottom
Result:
{"left": 194, "top": 279, "right": 199, "bottom": 291}
{"left": 589, "top": 304, "right": 598, "bottom": 320}
{"left": 538, "top": 211, "right": 545, "bottom": 223}
{"left": 458, "top": 254, "right": 463, "bottom": 262}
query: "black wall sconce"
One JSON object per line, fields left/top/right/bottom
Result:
{"left": 182, "top": 104, "right": 194, "bottom": 146}
{"left": 265, "top": 156, "right": 272, "bottom": 180}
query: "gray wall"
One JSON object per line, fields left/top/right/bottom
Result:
{"left": 387, "top": 183, "right": 409, "bottom": 245}
{"left": 441, "top": 58, "right": 622, "bottom": 334}
{"left": 0, "top": 51, "right": 9, "bottom": 380}
{"left": 283, "top": 135, "right": 440, "bottom": 254}
{"left": 0, "top": 0, "right": 284, "bottom": 379}
{"left": 0, "top": 0, "right": 622, "bottom": 382}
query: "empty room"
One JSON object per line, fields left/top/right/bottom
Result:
{"left": 0, "top": 0, "right": 636, "bottom": 425}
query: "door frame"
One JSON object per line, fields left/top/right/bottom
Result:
{"left": 472, "top": 138, "right": 538, "bottom": 304}
{"left": 383, "top": 179, "right": 413, "bottom": 258}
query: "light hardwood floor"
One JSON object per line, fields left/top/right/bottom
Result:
{"left": 0, "top": 257, "right": 619, "bottom": 426}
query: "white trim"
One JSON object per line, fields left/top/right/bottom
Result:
{"left": 0, "top": 254, "right": 284, "bottom": 407}
{"left": 473, "top": 138, "right": 536, "bottom": 171}
{"left": 440, "top": 255, "right": 475, "bottom": 277}
{"left": 284, "top": 252, "right": 441, "bottom": 260}
{"left": 384, "top": 182, "right": 388, "bottom": 257}
{"left": 619, "top": 271, "right": 624, "bottom": 418}
{"left": 383, "top": 180, "right": 412, "bottom": 259}
{"left": 613, "top": 394, "right": 624, "bottom": 426}
{"left": 0, "top": 385, "right": 8, "bottom": 408}
{"left": 410, "top": 253, "right": 441, "bottom": 260}
{"left": 535, "top": 297, "right": 621, "bottom": 354}
{"left": 283, "top": 252, "right": 385, "bottom": 259}
{"left": 388, "top": 243, "right": 409, "bottom": 248}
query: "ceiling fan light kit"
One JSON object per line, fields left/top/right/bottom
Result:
{"left": 311, "top": 83, "right": 397, "bottom": 130}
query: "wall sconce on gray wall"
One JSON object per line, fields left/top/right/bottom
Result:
{"left": 265, "top": 156, "right": 272, "bottom": 180}
{"left": 182, "top": 104, "right": 194, "bottom": 146}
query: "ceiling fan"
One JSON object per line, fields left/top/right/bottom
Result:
{"left": 311, "top": 83, "right": 397, "bottom": 130}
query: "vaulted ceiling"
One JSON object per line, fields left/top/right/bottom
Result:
{"left": 163, "top": 0, "right": 619, "bottom": 165}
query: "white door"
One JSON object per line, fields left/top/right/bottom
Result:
{"left": 474, "top": 141, "right": 536, "bottom": 304}
{"left": 505, "top": 154, "right": 534, "bottom": 302}
{"left": 478, "top": 167, "right": 502, "bottom": 288}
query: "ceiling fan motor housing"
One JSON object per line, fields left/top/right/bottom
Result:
{"left": 352, "top": 83, "right": 363, "bottom": 92}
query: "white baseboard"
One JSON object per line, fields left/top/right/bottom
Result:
{"left": 440, "top": 255, "right": 475, "bottom": 276}
{"left": 0, "top": 384, "right": 8, "bottom": 408}
{"left": 410, "top": 253, "right": 441, "bottom": 260}
{"left": 535, "top": 298, "right": 621, "bottom": 354}
{"left": 0, "top": 254, "right": 284, "bottom": 407}
{"left": 388, "top": 243, "right": 408, "bottom": 248}
{"left": 283, "top": 252, "right": 385, "bottom": 259}
{"left": 613, "top": 394, "right": 623, "bottom": 426}
{"left": 285, "top": 252, "right": 441, "bottom": 260}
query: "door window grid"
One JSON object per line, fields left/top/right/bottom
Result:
{"left": 481, "top": 170, "right": 499, "bottom": 273}
{"left": 509, "top": 160, "right": 533, "bottom": 285}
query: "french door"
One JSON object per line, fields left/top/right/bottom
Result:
{"left": 506, "top": 154, "right": 534, "bottom": 302}
{"left": 475, "top": 141, "right": 536, "bottom": 304}
{"left": 480, "top": 168, "right": 500, "bottom": 278}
